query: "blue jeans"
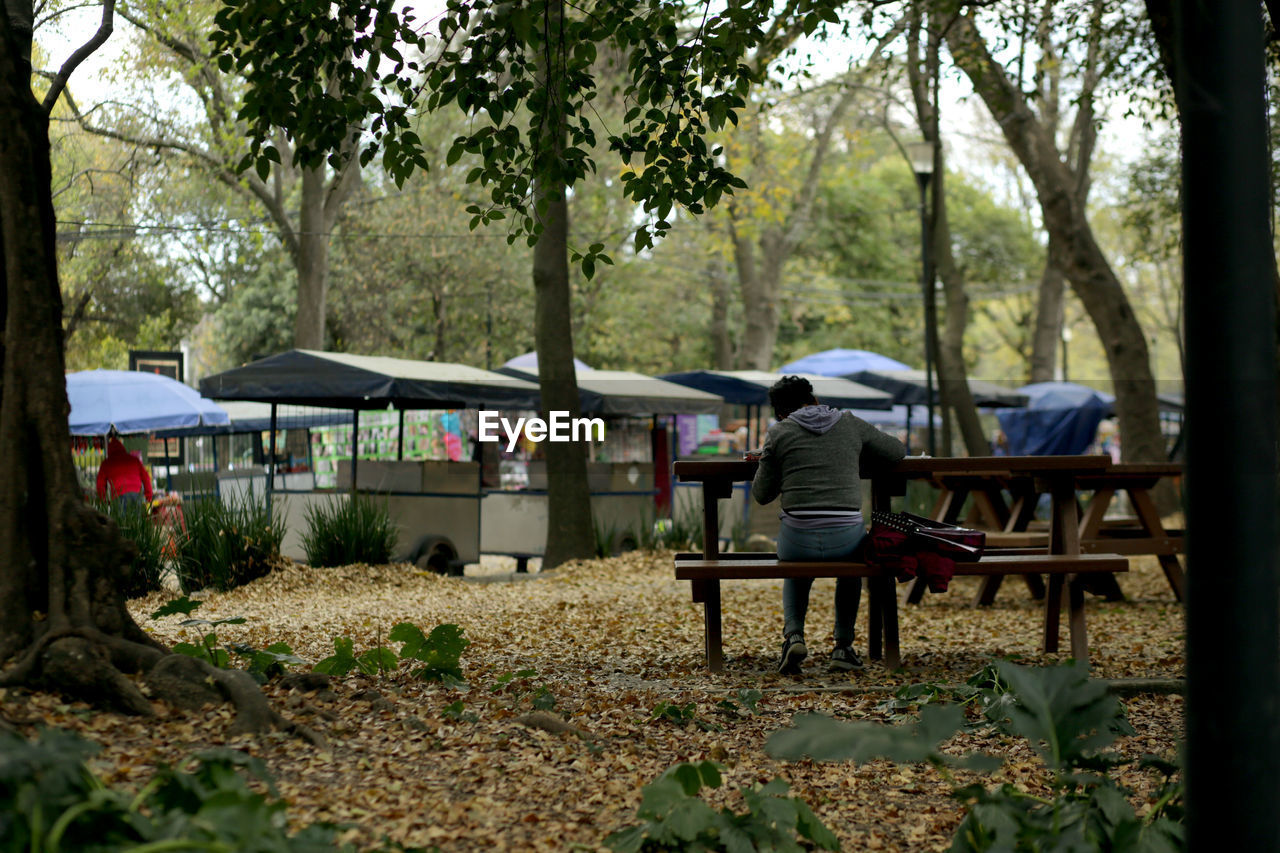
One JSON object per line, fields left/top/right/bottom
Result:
{"left": 777, "top": 521, "right": 866, "bottom": 646}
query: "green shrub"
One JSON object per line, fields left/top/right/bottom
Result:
{"left": 606, "top": 761, "right": 839, "bottom": 852}
{"left": 302, "top": 494, "right": 398, "bottom": 567}
{"left": 177, "top": 493, "right": 284, "bottom": 592}
{"left": 93, "top": 497, "right": 171, "bottom": 598}
{"left": 0, "top": 728, "right": 415, "bottom": 852}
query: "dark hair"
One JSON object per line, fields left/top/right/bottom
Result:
{"left": 768, "top": 375, "right": 816, "bottom": 421}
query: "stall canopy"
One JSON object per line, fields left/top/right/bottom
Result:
{"left": 996, "top": 381, "right": 1113, "bottom": 455}
{"left": 68, "top": 369, "right": 230, "bottom": 436}
{"left": 199, "top": 350, "right": 542, "bottom": 410}
{"left": 659, "top": 370, "right": 893, "bottom": 410}
{"left": 849, "top": 369, "right": 1030, "bottom": 408}
{"left": 777, "top": 348, "right": 912, "bottom": 375}
{"left": 503, "top": 351, "right": 594, "bottom": 372}
{"left": 499, "top": 366, "right": 723, "bottom": 415}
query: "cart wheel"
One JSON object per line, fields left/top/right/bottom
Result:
{"left": 409, "top": 536, "right": 458, "bottom": 575}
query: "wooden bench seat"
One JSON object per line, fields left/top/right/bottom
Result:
{"left": 673, "top": 552, "right": 1128, "bottom": 672}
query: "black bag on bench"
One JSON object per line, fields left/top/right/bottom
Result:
{"left": 871, "top": 511, "right": 986, "bottom": 562}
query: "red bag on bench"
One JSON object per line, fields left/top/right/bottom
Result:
{"left": 870, "top": 511, "right": 986, "bottom": 563}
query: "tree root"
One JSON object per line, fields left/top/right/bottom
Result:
{"left": 38, "top": 636, "right": 153, "bottom": 716}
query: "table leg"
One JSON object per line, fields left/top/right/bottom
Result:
{"left": 1129, "top": 488, "right": 1186, "bottom": 601}
{"left": 702, "top": 483, "right": 721, "bottom": 560}
{"left": 1043, "top": 574, "right": 1064, "bottom": 653}
{"left": 868, "top": 576, "right": 883, "bottom": 661}
{"left": 876, "top": 575, "right": 900, "bottom": 670}
{"left": 1068, "top": 576, "right": 1089, "bottom": 664}
{"left": 1042, "top": 476, "right": 1079, "bottom": 655}
{"left": 974, "top": 575, "right": 1004, "bottom": 606}
{"left": 704, "top": 580, "right": 723, "bottom": 672}
{"left": 903, "top": 577, "right": 928, "bottom": 604}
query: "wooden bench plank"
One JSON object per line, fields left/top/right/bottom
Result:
{"left": 674, "top": 553, "right": 1128, "bottom": 671}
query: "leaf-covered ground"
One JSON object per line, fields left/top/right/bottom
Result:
{"left": 3, "top": 551, "right": 1185, "bottom": 851}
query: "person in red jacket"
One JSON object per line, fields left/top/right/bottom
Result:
{"left": 96, "top": 428, "right": 154, "bottom": 506}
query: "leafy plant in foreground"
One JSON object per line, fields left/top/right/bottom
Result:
{"left": 301, "top": 494, "right": 399, "bottom": 568}
{"left": 178, "top": 493, "right": 284, "bottom": 592}
{"left": 0, "top": 727, "right": 423, "bottom": 852}
{"left": 313, "top": 622, "right": 468, "bottom": 682}
{"left": 605, "top": 760, "right": 839, "bottom": 853}
{"left": 766, "top": 661, "right": 1184, "bottom": 852}
{"left": 390, "top": 622, "right": 468, "bottom": 682}
{"left": 314, "top": 636, "right": 398, "bottom": 677}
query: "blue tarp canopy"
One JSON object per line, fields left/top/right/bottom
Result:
{"left": 67, "top": 369, "right": 230, "bottom": 436}
{"left": 996, "top": 382, "right": 1113, "bottom": 455}
{"left": 659, "top": 370, "right": 893, "bottom": 409}
{"left": 199, "top": 349, "right": 542, "bottom": 410}
{"left": 777, "top": 348, "right": 912, "bottom": 375}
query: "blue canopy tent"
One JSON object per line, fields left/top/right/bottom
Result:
{"left": 67, "top": 369, "right": 230, "bottom": 436}
{"left": 777, "top": 348, "right": 912, "bottom": 375}
{"left": 996, "top": 382, "right": 1114, "bottom": 456}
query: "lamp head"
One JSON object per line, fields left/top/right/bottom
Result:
{"left": 906, "top": 140, "right": 935, "bottom": 177}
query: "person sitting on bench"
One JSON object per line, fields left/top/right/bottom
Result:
{"left": 751, "top": 375, "right": 907, "bottom": 674}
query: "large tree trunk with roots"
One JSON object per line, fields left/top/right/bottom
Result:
{"left": 0, "top": 12, "right": 315, "bottom": 741}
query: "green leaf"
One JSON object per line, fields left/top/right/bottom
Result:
{"left": 151, "top": 596, "right": 202, "bottom": 619}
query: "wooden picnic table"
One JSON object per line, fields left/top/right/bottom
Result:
{"left": 898, "top": 458, "right": 1184, "bottom": 604}
{"left": 673, "top": 455, "right": 1128, "bottom": 669}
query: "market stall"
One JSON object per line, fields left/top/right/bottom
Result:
{"left": 200, "top": 350, "right": 541, "bottom": 568}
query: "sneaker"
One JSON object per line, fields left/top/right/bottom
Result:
{"left": 778, "top": 633, "right": 808, "bottom": 674}
{"left": 829, "top": 645, "right": 864, "bottom": 672}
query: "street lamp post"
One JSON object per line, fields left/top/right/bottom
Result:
{"left": 907, "top": 140, "right": 937, "bottom": 455}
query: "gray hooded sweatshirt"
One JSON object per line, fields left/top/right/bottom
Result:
{"left": 751, "top": 404, "right": 907, "bottom": 528}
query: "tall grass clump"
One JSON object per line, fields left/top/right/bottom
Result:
{"left": 302, "top": 494, "right": 398, "bottom": 567}
{"left": 178, "top": 494, "right": 284, "bottom": 592}
{"left": 94, "top": 498, "right": 170, "bottom": 598}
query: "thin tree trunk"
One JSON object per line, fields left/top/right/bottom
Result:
{"left": 533, "top": 0, "right": 594, "bottom": 568}
{"left": 1029, "top": 238, "right": 1066, "bottom": 383}
{"left": 909, "top": 3, "right": 988, "bottom": 456}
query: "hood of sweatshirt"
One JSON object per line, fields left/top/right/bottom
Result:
{"left": 787, "top": 404, "right": 843, "bottom": 435}
{"left": 106, "top": 436, "right": 129, "bottom": 457}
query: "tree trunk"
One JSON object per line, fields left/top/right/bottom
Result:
{"left": 533, "top": 0, "right": 594, "bottom": 568}
{"left": 0, "top": 11, "right": 317, "bottom": 741}
{"left": 908, "top": 4, "right": 988, "bottom": 457}
{"left": 946, "top": 12, "right": 1166, "bottom": 465}
{"left": 932, "top": 163, "right": 990, "bottom": 456}
{"left": 294, "top": 165, "right": 328, "bottom": 349}
{"left": 734, "top": 227, "right": 783, "bottom": 369}
{"left": 709, "top": 255, "right": 734, "bottom": 370}
{"left": 1029, "top": 237, "right": 1066, "bottom": 383}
